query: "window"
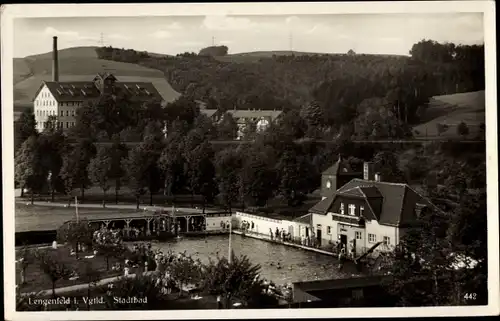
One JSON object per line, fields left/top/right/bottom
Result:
{"left": 340, "top": 203, "right": 345, "bottom": 215}
{"left": 360, "top": 206, "right": 364, "bottom": 215}
{"left": 355, "top": 231, "right": 362, "bottom": 240}
{"left": 348, "top": 204, "right": 356, "bottom": 216}
{"left": 72, "top": 122, "right": 75, "bottom": 127}
{"left": 327, "top": 226, "right": 332, "bottom": 235}
{"left": 60, "top": 110, "right": 64, "bottom": 116}
{"left": 66, "top": 122, "right": 70, "bottom": 128}
{"left": 368, "top": 234, "right": 377, "bottom": 243}
{"left": 72, "top": 110, "right": 75, "bottom": 116}
{"left": 66, "top": 110, "right": 69, "bottom": 116}
{"left": 383, "top": 236, "right": 390, "bottom": 245}
{"left": 326, "top": 180, "right": 331, "bottom": 189}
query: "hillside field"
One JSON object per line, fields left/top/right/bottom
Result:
{"left": 413, "top": 90, "right": 485, "bottom": 139}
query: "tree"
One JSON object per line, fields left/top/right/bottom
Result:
{"left": 217, "top": 112, "right": 239, "bottom": 140}
{"left": 94, "top": 242, "right": 127, "bottom": 271}
{"left": 109, "top": 136, "right": 128, "bottom": 204}
{"left": 447, "top": 191, "right": 487, "bottom": 305}
{"left": 202, "top": 252, "right": 267, "bottom": 308}
{"left": 275, "top": 147, "right": 314, "bottom": 207}
{"left": 372, "top": 151, "right": 406, "bottom": 183}
{"left": 36, "top": 250, "right": 72, "bottom": 298}
{"left": 88, "top": 146, "right": 113, "bottom": 207}
{"left": 14, "top": 109, "right": 37, "bottom": 152}
{"left": 300, "top": 101, "right": 324, "bottom": 137}
{"left": 18, "top": 246, "right": 37, "bottom": 285}
{"left": 215, "top": 148, "right": 243, "bottom": 212}
{"left": 60, "top": 139, "right": 96, "bottom": 202}
{"left": 38, "top": 131, "right": 68, "bottom": 202}
{"left": 457, "top": 122, "right": 469, "bottom": 138}
{"left": 169, "top": 253, "right": 203, "bottom": 297}
{"left": 199, "top": 45, "right": 229, "bottom": 56}
{"left": 239, "top": 146, "right": 278, "bottom": 207}
{"left": 184, "top": 140, "right": 217, "bottom": 208}
{"left": 275, "top": 109, "right": 307, "bottom": 140}
{"left": 158, "top": 131, "right": 185, "bottom": 198}
{"left": 56, "top": 220, "right": 93, "bottom": 259}
{"left": 387, "top": 207, "right": 453, "bottom": 306}
{"left": 15, "top": 136, "right": 45, "bottom": 203}
{"left": 122, "top": 135, "right": 163, "bottom": 208}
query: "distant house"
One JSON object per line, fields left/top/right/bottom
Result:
{"left": 309, "top": 156, "right": 438, "bottom": 256}
{"left": 200, "top": 108, "right": 282, "bottom": 139}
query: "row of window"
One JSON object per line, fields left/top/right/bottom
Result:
{"left": 37, "top": 121, "right": 76, "bottom": 129}
{"left": 36, "top": 100, "right": 56, "bottom": 107}
{"left": 339, "top": 203, "right": 365, "bottom": 216}
{"left": 322, "top": 226, "right": 391, "bottom": 245}
{"left": 35, "top": 100, "right": 80, "bottom": 107}
{"left": 36, "top": 110, "right": 76, "bottom": 117}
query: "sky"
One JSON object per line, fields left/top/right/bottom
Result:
{"left": 13, "top": 13, "right": 484, "bottom": 58}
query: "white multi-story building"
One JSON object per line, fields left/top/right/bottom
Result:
{"left": 33, "top": 36, "right": 164, "bottom": 132}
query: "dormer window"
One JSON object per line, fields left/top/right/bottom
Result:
{"left": 349, "top": 204, "right": 356, "bottom": 216}
{"left": 326, "top": 180, "right": 332, "bottom": 189}
{"left": 360, "top": 206, "right": 365, "bottom": 216}
{"left": 340, "top": 203, "right": 345, "bottom": 215}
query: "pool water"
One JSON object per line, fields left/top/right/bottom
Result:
{"left": 149, "top": 234, "right": 360, "bottom": 285}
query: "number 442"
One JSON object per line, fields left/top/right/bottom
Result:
{"left": 464, "top": 293, "right": 477, "bottom": 300}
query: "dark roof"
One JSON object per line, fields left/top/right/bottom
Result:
{"left": 35, "top": 74, "right": 164, "bottom": 103}
{"left": 309, "top": 197, "right": 335, "bottom": 215}
{"left": 43, "top": 81, "right": 101, "bottom": 102}
{"left": 310, "top": 178, "right": 436, "bottom": 227}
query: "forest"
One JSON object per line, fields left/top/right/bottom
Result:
{"left": 95, "top": 39, "right": 484, "bottom": 138}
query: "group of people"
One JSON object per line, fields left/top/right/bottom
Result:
{"left": 269, "top": 227, "right": 293, "bottom": 243}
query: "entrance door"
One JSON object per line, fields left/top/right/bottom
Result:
{"left": 316, "top": 228, "right": 322, "bottom": 247}
{"left": 305, "top": 227, "right": 309, "bottom": 237}
{"left": 340, "top": 234, "right": 347, "bottom": 248}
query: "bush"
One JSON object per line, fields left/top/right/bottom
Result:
{"left": 456, "top": 121, "right": 470, "bottom": 138}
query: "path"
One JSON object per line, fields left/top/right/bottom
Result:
{"left": 16, "top": 200, "right": 221, "bottom": 214}
{"left": 20, "top": 271, "right": 155, "bottom": 297}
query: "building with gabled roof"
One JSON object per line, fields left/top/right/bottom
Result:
{"left": 200, "top": 108, "right": 283, "bottom": 140}
{"left": 310, "top": 158, "right": 438, "bottom": 258}
{"left": 33, "top": 36, "right": 164, "bottom": 132}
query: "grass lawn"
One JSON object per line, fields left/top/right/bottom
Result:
{"left": 15, "top": 203, "right": 144, "bottom": 232}
{"left": 16, "top": 245, "right": 138, "bottom": 294}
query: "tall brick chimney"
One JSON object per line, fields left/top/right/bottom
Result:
{"left": 52, "top": 36, "right": 59, "bottom": 82}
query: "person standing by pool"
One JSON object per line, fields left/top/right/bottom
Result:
{"left": 217, "top": 295, "right": 222, "bottom": 309}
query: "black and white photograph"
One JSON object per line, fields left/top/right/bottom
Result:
{"left": 2, "top": 2, "right": 498, "bottom": 320}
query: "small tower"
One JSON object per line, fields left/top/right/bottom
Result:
{"left": 320, "top": 154, "right": 362, "bottom": 199}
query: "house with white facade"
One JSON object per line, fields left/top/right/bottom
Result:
{"left": 309, "top": 157, "right": 437, "bottom": 257}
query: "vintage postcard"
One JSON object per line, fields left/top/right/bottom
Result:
{"left": 1, "top": 2, "right": 498, "bottom": 320}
